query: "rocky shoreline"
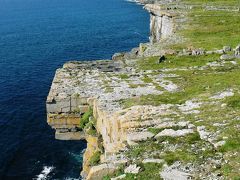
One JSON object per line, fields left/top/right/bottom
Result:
{"left": 46, "top": 2, "right": 176, "bottom": 178}
{"left": 46, "top": 0, "right": 240, "bottom": 179}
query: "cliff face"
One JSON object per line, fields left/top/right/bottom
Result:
{"left": 46, "top": 58, "right": 169, "bottom": 178}
{"left": 145, "top": 4, "right": 175, "bottom": 43}
{"left": 46, "top": 0, "right": 240, "bottom": 179}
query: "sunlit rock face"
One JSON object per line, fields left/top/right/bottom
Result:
{"left": 145, "top": 4, "right": 175, "bottom": 43}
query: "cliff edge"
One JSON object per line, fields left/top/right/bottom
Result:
{"left": 46, "top": 0, "right": 240, "bottom": 179}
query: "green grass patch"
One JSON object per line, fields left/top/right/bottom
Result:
{"left": 141, "top": 75, "right": 153, "bottom": 83}
{"left": 162, "top": 150, "right": 197, "bottom": 165}
{"left": 118, "top": 74, "right": 129, "bottom": 79}
{"left": 226, "top": 95, "right": 240, "bottom": 108}
{"left": 128, "top": 84, "right": 146, "bottom": 88}
{"left": 79, "top": 108, "right": 93, "bottom": 129}
{"left": 137, "top": 54, "right": 219, "bottom": 71}
{"left": 89, "top": 150, "right": 101, "bottom": 166}
{"left": 124, "top": 163, "right": 164, "bottom": 180}
{"left": 122, "top": 59, "right": 240, "bottom": 108}
{"left": 219, "top": 139, "right": 240, "bottom": 152}
{"left": 174, "top": 3, "right": 240, "bottom": 49}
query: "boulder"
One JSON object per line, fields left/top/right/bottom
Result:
{"left": 214, "top": 49, "right": 224, "bottom": 54}
{"left": 112, "top": 53, "right": 125, "bottom": 61}
{"left": 234, "top": 44, "right": 240, "bottom": 56}
{"left": 223, "top": 46, "right": 231, "bottom": 52}
{"left": 213, "top": 140, "right": 226, "bottom": 148}
{"left": 86, "top": 163, "right": 118, "bottom": 180}
{"left": 111, "top": 174, "right": 126, "bottom": 180}
{"left": 160, "top": 168, "right": 191, "bottom": 180}
{"left": 55, "top": 130, "right": 85, "bottom": 140}
{"left": 220, "top": 54, "right": 235, "bottom": 60}
{"left": 142, "top": 159, "right": 164, "bottom": 164}
{"left": 197, "top": 126, "right": 210, "bottom": 140}
{"left": 127, "top": 131, "right": 155, "bottom": 145}
{"left": 210, "top": 89, "right": 234, "bottom": 99}
{"left": 155, "top": 129, "right": 194, "bottom": 138}
{"left": 124, "top": 164, "right": 140, "bottom": 174}
{"left": 192, "top": 49, "right": 205, "bottom": 55}
{"left": 206, "top": 50, "right": 214, "bottom": 55}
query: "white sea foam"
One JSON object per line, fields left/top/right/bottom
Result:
{"left": 125, "top": 0, "right": 142, "bottom": 5}
{"left": 35, "top": 166, "right": 55, "bottom": 180}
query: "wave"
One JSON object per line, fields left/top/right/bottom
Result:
{"left": 125, "top": 0, "right": 142, "bottom": 5}
{"left": 68, "top": 151, "right": 84, "bottom": 164}
{"left": 34, "top": 166, "right": 55, "bottom": 180}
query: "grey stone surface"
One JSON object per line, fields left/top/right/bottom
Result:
{"left": 55, "top": 130, "right": 85, "bottom": 140}
{"left": 220, "top": 54, "right": 235, "bottom": 60}
{"left": 124, "top": 164, "right": 140, "bottom": 174}
{"left": 155, "top": 128, "right": 194, "bottom": 138}
{"left": 223, "top": 46, "right": 231, "bottom": 52}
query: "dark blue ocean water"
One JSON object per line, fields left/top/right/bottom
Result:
{"left": 0, "top": 0, "right": 149, "bottom": 179}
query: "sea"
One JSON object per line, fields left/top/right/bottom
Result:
{"left": 0, "top": 0, "right": 149, "bottom": 179}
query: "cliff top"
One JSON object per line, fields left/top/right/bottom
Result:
{"left": 46, "top": 0, "right": 240, "bottom": 179}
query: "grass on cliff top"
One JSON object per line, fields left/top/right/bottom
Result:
{"left": 103, "top": 163, "right": 164, "bottom": 180}
{"left": 137, "top": 54, "right": 219, "bottom": 70}
{"left": 122, "top": 55, "right": 240, "bottom": 108}
{"left": 183, "top": 0, "right": 240, "bottom": 6}
{"left": 123, "top": 163, "right": 164, "bottom": 180}
{"left": 125, "top": 126, "right": 239, "bottom": 178}
{"left": 183, "top": 10, "right": 240, "bottom": 50}
{"left": 169, "top": 0, "right": 240, "bottom": 50}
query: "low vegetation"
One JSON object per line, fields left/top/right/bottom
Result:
{"left": 89, "top": 150, "right": 101, "bottom": 166}
{"left": 79, "top": 108, "right": 97, "bottom": 136}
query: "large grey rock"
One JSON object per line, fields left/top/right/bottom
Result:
{"left": 55, "top": 130, "right": 85, "bottom": 140}
{"left": 124, "top": 164, "right": 140, "bottom": 174}
{"left": 142, "top": 159, "right": 164, "bottom": 164}
{"left": 127, "top": 131, "right": 155, "bottom": 145}
{"left": 111, "top": 174, "right": 126, "bottom": 180}
{"left": 145, "top": 4, "right": 175, "bottom": 43}
{"left": 197, "top": 126, "right": 210, "bottom": 140}
{"left": 160, "top": 169, "right": 191, "bottom": 180}
{"left": 112, "top": 52, "right": 125, "bottom": 61}
{"left": 220, "top": 54, "right": 235, "bottom": 60}
{"left": 192, "top": 49, "right": 205, "bottom": 55}
{"left": 210, "top": 89, "right": 234, "bottom": 99}
{"left": 87, "top": 163, "right": 118, "bottom": 180}
{"left": 213, "top": 140, "right": 226, "bottom": 148}
{"left": 234, "top": 44, "right": 240, "bottom": 56}
{"left": 155, "top": 129, "right": 194, "bottom": 138}
{"left": 223, "top": 46, "right": 231, "bottom": 52}
{"left": 214, "top": 49, "right": 224, "bottom": 54}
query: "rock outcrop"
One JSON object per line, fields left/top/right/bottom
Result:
{"left": 46, "top": 0, "right": 240, "bottom": 179}
{"left": 145, "top": 4, "right": 175, "bottom": 43}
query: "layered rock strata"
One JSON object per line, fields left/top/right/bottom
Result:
{"left": 145, "top": 4, "right": 175, "bottom": 43}
{"left": 46, "top": 2, "right": 180, "bottom": 179}
{"left": 46, "top": 59, "right": 176, "bottom": 179}
{"left": 46, "top": 0, "right": 240, "bottom": 179}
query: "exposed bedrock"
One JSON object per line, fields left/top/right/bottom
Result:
{"left": 145, "top": 4, "right": 175, "bottom": 44}
{"left": 46, "top": 59, "right": 175, "bottom": 179}
{"left": 46, "top": 0, "right": 240, "bottom": 178}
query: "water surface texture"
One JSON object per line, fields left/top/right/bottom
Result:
{"left": 0, "top": 0, "right": 149, "bottom": 179}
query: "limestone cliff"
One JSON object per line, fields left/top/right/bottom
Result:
{"left": 145, "top": 4, "right": 175, "bottom": 43}
{"left": 46, "top": 0, "right": 240, "bottom": 179}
